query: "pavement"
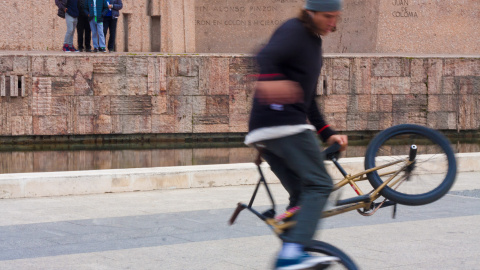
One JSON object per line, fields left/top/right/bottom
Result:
{"left": 0, "top": 171, "right": 479, "bottom": 270}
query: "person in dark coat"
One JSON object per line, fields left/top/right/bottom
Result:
{"left": 245, "top": 0, "right": 348, "bottom": 269}
{"left": 77, "top": 0, "right": 92, "bottom": 52}
{"left": 103, "top": 0, "right": 123, "bottom": 52}
{"left": 55, "top": 0, "right": 81, "bottom": 52}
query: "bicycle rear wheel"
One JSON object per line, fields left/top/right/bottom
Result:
{"left": 364, "top": 124, "right": 457, "bottom": 206}
{"left": 304, "top": 240, "right": 358, "bottom": 270}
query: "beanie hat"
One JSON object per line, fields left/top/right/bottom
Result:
{"left": 305, "top": 0, "right": 342, "bottom": 12}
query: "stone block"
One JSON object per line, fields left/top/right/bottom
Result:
{"left": 352, "top": 57, "right": 372, "bottom": 95}
{"left": 229, "top": 89, "right": 249, "bottom": 115}
{"left": 333, "top": 58, "right": 351, "bottom": 80}
{"left": 199, "top": 57, "right": 229, "bottom": 95}
{"left": 127, "top": 76, "right": 148, "bottom": 95}
{"left": 372, "top": 57, "right": 410, "bottom": 77}
{"left": 32, "top": 77, "right": 52, "bottom": 97}
{"left": 8, "top": 97, "right": 31, "bottom": 116}
{"left": 33, "top": 115, "right": 68, "bottom": 135}
{"left": 426, "top": 59, "right": 443, "bottom": 94}
{"left": 92, "top": 57, "right": 126, "bottom": 74}
{"left": 111, "top": 96, "right": 152, "bottom": 115}
{"left": 126, "top": 57, "right": 149, "bottom": 76}
{"left": 458, "top": 95, "right": 478, "bottom": 130}
{"left": 349, "top": 94, "right": 371, "bottom": 113}
{"left": 11, "top": 116, "right": 33, "bottom": 136}
{"left": 323, "top": 95, "right": 348, "bottom": 113}
{"left": 410, "top": 82, "right": 428, "bottom": 95}
{"left": 193, "top": 123, "right": 230, "bottom": 133}
{"left": 346, "top": 113, "right": 368, "bottom": 131}
{"left": 93, "top": 74, "right": 128, "bottom": 96}
{"left": 148, "top": 58, "right": 167, "bottom": 95}
{"left": 441, "top": 77, "right": 456, "bottom": 95}
{"left": 410, "top": 58, "right": 427, "bottom": 83}
{"left": 456, "top": 76, "right": 480, "bottom": 95}
{"left": 372, "top": 94, "right": 393, "bottom": 112}
{"left": 152, "top": 114, "right": 176, "bottom": 133}
{"left": 372, "top": 77, "right": 410, "bottom": 95}
{"left": 74, "top": 71, "right": 93, "bottom": 96}
{"left": 167, "top": 76, "right": 200, "bottom": 96}
{"left": 77, "top": 96, "right": 111, "bottom": 116}
{"left": 13, "top": 56, "right": 29, "bottom": 74}
{"left": 427, "top": 112, "right": 457, "bottom": 130}
{"left": 51, "top": 77, "right": 74, "bottom": 96}
{"left": 75, "top": 115, "right": 95, "bottom": 134}
{"left": 228, "top": 113, "right": 249, "bottom": 132}
{"left": 0, "top": 56, "right": 13, "bottom": 72}
{"left": 174, "top": 96, "right": 193, "bottom": 132}
{"left": 332, "top": 79, "right": 350, "bottom": 95}
{"left": 152, "top": 95, "right": 168, "bottom": 115}
{"left": 112, "top": 115, "right": 152, "bottom": 134}
{"left": 377, "top": 112, "right": 393, "bottom": 131}
{"left": 94, "top": 114, "right": 113, "bottom": 134}
{"left": 428, "top": 95, "right": 458, "bottom": 112}
{"left": 324, "top": 112, "right": 347, "bottom": 131}
{"left": 452, "top": 59, "right": 480, "bottom": 76}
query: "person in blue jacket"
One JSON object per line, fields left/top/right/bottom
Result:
{"left": 103, "top": 0, "right": 123, "bottom": 52}
{"left": 245, "top": 0, "right": 348, "bottom": 269}
{"left": 82, "top": 0, "right": 109, "bottom": 52}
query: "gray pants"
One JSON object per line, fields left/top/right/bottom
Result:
{"left": 64, "top": 13, "right": 78, "bottom": 45}
{"left": 261, "top": 130, "right": 333, "bottom": 245}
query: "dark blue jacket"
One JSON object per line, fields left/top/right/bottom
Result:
{"left": 248, "top": 18, "right": 336, "bottom": 141}
{"left": 104, "top": 0, "right": 123, "bottom": 18}
{"left": 83, "top": 0, "right": 109, "bottom": 22}
{"left": 66, "top": 0, "right": 80, "bottom": 18}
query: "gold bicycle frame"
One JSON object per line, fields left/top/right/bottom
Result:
{"left": 265, "top": 158, "right": 414, "bottom": 234}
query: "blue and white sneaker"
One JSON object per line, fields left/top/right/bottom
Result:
{"left": 274, "top": 253, "right": 339, "bottom": 270}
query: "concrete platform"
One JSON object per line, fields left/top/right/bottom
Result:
{"left": 1, "top": 153, "right": 479, "bottom": 199}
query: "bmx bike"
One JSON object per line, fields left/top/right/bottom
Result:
{"left": 229, "top": 124, "right": 457, "bottom": 269}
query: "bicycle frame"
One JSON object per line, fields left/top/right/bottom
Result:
{"left": 229, "top": 144, "right": 417, "bottom": 235}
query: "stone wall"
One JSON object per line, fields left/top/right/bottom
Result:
{"left": 0, "top": 52, "right": 479, "bottom": 137}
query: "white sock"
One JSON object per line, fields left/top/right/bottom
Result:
{"left": 278, "top": 242, "right": 304, "bottom": 259}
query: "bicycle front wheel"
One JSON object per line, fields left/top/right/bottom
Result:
{"left": 304, "top": 241, "right": 358, "bottom": 270}
{"left": 364, "top": 124, "right": 457, "bottom": 206}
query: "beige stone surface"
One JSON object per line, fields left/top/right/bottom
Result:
{"left": 1, "top": 1, "right": 478, "bottom": 54}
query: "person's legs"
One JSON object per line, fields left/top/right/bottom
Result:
{"left": 107, "top": 18, "right": 117, "bottom": 51}
{"left": 77, "top": 17, "right": 85, "bottom": 50}
{"left": 84, "top": 17, "right": 92, "bottom": 51}
{"left": 64, "top": 13, "right": 76, "bottom": 50}
{"left": 262, "top": 150, "right": 302, "bottom": 209}
{"left": 103, "top": 16, "right": 111, "bottom": 48}
{"left": 89, "top": 20, "right": 99, "bottom": 49}
{"left": 97, "top": 22, "right": 106, "bottom": 49}
{"left": 263, "top": 130, "right": 333, "bottom": 245}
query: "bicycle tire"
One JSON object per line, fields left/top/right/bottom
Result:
{"left": 304, "top": 240, "right": 358, "bottom": 270}
{"left": 364, "top": 124, "right": 457, "bottom": 206}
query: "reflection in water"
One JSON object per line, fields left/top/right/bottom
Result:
{"left": 0, "top": 141, "right": 479, "bottom": 174}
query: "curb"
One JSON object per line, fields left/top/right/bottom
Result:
{"left": 0, "top": 153, "right": 479, "bottom": 199}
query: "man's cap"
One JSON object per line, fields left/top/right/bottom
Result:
{"left": 304, "top": 0, "right": 343, "bottom": 12}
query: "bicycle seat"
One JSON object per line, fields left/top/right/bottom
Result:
{"left": 323, "top": 143, "right": 341, "bottom": 161}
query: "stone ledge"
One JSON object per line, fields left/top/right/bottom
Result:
{"left": 0, "top": 153, "right": 478, "bottom": 199}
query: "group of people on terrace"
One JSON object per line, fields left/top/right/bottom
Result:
{"left": 55, "top": 0, "right": 123, "bottom": 53}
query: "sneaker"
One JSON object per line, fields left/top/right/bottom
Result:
{"left": 62, "top": 44, "right": 71, "bottom": 52}
{"left": 100, "top": 47, "right": 107, "bottom": 53}
{"left": 79, "top": 48, "right": 84, "bottom": 52}
{"left": 86, "top": 48, "right": 92, "bottom": 52}
{"left": 92, "top": 48, "right": 98, "bottom": 53}
{"left": 69, "top": 45, "right": 79, "bottom": 52}
{"left": 275, "top": 253, "right": 339, "bottom": 270}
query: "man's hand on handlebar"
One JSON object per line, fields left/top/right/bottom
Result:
{"left": 327, "top": 134, "right": 348, "bottom": 152}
